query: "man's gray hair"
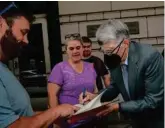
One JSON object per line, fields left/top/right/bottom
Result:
{"left": 96, "top": 19, "right": 130, "bottom": 44}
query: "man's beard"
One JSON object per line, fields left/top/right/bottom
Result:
{"left": 83, "top": 50, "right": 91, "bottom": 58}
{"left": 0, "top": 29, "right": 21, "bottom": 60}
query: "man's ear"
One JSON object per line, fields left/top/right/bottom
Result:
{"left": 0, "top": 16, "right": 9, "bottom": 37}
{"left": 0, "top": 16, "right": 3, "bottom": 28}
{"left": 0, "top": 16, "right": 5, "bottom": 34}
{"left": 0, "top": 16, "right": 8, "bottom": 28}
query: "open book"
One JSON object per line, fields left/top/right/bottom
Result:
{"left": 68, "top": 89, "right": 119, "bottom": 124}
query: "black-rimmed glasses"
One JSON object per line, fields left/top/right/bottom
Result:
{"left": 100, "top": 38, "right": 124, "bottom": 55}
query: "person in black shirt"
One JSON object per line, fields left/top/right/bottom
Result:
{"left": 81, "top": 36, "right": 110, "bottom": 128}
{"left": 82, "top": 36, "right": 110, "bottom": 91}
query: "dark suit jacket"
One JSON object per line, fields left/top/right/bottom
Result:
{"left": 101, "top": 41, "right": 164, "bottom": 128}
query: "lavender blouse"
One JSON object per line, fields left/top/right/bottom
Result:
{"left": 48, "top": 61, "right": 96, "bottom": 105}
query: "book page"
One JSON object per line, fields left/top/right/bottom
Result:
{"left": 74, "top": 89, "right": 106, "bottom": 115}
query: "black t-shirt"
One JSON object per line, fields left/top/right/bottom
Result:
{"left": 83, "top": 56, "right": 108, "bottom": 91}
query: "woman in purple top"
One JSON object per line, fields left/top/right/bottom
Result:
{"left": 47, "top": 33, "right": 98, "bottom": 107}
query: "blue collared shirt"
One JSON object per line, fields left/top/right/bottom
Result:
{"left": 121, "top": 57, "right": 130, "bottom": 98}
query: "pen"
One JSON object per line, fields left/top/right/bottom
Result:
{"left": 82, "top": 87, "right": 86, "bottom": 105}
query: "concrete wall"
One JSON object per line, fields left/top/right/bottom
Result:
{"left": 58, "top": 1, "right": 164, "bottom": 61}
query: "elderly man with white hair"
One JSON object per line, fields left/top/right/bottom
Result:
{"left": 79, "top": 19, "right": 164, "bottom": 128}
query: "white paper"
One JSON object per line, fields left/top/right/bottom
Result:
{"left": 74, "top": 90, "right": 107, "bottom": 115}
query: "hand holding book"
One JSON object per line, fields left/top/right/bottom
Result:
{"left": 96, "top": 102, "right": 119, "bottom": 117}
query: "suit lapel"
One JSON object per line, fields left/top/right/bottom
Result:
{"left": 111, "top": 66, "right": 130, "bottom": 101}
{"left": 128, "top": 42, "right": 139, "bottom": 100}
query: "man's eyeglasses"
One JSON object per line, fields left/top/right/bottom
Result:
{"left": 68, "top": 46, "right": 81, "bottom": 51}
{"left": 100, "top": 38, "right": 124, "bottom": 55}
{"left": 0, "top": 2, "right": 17, "bottom": 16}
{"left": 65, "top": 33, "right": 81, "bottom": 40}
{"left": 83, "top": 45, "right": 91, "bottom": 49}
